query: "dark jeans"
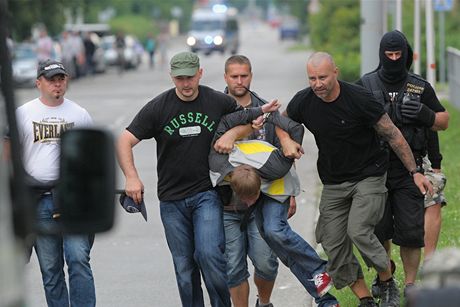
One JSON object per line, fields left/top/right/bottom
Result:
{"left": 255, "top": 196, "right": 339, "bottom": 307}
{"left": 34, "top": 195, "right": 95, "bottom": 307}
{"left": 160, "top": 189, "right": 231, "bottom": 307}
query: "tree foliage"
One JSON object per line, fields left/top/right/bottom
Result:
{"left": 307, "top": 0, "right": 459, "bottom": 82}
{"left": 7, "top": 0, "right": 193, "bottom": 41}
{"left": 308, "top": 0, "right": 359, "bottom": 81}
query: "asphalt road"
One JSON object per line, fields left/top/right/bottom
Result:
{"left": 18, "top": 20, "right": 323, "bottom": 307}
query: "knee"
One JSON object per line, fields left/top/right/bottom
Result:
{"left": 347, "top": 222, "right": 372, "bottom": 246}
{"left": 195, "top": 243, "right": 225, "bottom": 265}
{"left": 262, "top": 220, "right": 288, "bottom": 245}
{"left": 253, "top": 259, "right": 278, "bottom": 281}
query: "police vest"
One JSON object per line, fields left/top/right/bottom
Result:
{"left": 360, "top": 71, "right": 427, "bottom": 157}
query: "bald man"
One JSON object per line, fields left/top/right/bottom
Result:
{"left": 284, "top": 52, "right": 431, "bottom": 307}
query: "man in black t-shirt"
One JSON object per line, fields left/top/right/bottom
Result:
{"left": 285, "top": 52, "right": 432, "bottom": 307}
{"left": 357, "top": 30, "right": 449, "bottom": 302}
{"left": 117, "top": 51, "right": 280, "bottom": 307}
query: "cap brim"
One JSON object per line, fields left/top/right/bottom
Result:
{"left": 119, "top": 193, "right": 148, "bottom": 222}
{"left": 139, "top": 200, "right": 148, "bottom": 221}
{"left": 40, "top": 69, "right": 68, "bottom": 79}
{"left": 170, "top": 67, "right": 198, "bottom": 77}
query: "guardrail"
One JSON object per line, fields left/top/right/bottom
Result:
{"left": 447, "top": 46, "right": 460, "bottom": 110}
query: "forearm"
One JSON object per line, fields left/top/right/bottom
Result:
{"left": 116, "top": 131, "right": 140, "bottom": 180}
{"left": 375, "top": 114, "right": 417, "bottom": 172}
{"left": 223, "top": 124, "right": 253, "bottom": 141}
{"left": 270, "top": 112, "right": 304, "bottom": 144}
{"left": 431, "top": 111, "right": 449, "bottom": 131}
{"left": 214, "top": 108, "right": 263, "bottom": 139}
{"left": 2, "top": 139, "right": 11, "bottom": 162}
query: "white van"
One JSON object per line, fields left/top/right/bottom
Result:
{"left": 186, "top": 8, "right": 239, "bottom": 55}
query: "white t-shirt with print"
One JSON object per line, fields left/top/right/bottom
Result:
{"left": 16, "top": 98, "right": 93, "bottom": 183}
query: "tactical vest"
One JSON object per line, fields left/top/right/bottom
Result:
{"left": 360, "top": 71, "right": 427, "bottom": 159}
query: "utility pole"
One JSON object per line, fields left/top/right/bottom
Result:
{"left": 395, "top": 0, "right": 403, "bottom": 30}
{"left": 425, "top": 0, "right": 436, "bottom": 87}
{"left": 360, "top": 0, "right": 384, "bottom": 76}
{"left": 413, "top": 0, "right": 421, "bottom": 74}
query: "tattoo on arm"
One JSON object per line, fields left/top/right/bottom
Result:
{"left": 374, "top": 114, "right": 416, "bottom": 171}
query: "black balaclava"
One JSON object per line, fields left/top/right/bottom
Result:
{"left": 378, "top": 30, "right": 412, "bottom": 83}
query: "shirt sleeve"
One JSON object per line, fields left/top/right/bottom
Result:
{"left": 421, "top": 83, "right": 445, "bottom": 113}
{"left": 285, "top": 90, "right": 305, "bottom": 124}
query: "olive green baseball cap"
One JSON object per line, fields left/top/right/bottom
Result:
{"left": 170, "top": 51, "right": 200, "bottom": 77}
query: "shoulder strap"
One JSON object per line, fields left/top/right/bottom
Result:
{"left": 361, "top": 72, "right": 387, "bottom": 106}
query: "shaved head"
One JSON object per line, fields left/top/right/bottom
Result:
{"left": 307, "top": 52, "right": 336, "bottom": 68}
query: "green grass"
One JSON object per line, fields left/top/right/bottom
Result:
{"left": 329, "top": 100, "right": 460, "bottom": 305}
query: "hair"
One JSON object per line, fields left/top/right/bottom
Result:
{"left": 224, "top": 55, "right": 252, "bottom": 73}
{"left": 230, "top": 165, "right": 261, "bottom": 199}
{"left": 307, "top": 51, "right": 336, "bottom": 68}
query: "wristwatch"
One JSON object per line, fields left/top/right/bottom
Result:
{"left": 409, "top": 165, "right": 424, "bottom": 176}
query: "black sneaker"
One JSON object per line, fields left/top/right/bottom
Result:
{"left": 358, "top": 297, "right": 378, "bottom": 307}
{"left": 379, "top": 278, "right": 400, "bottom": 307}
{"left": 372, "top": 260, "right": 396, "bottom": 298}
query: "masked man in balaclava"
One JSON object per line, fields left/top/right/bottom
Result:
{"left": 357, "top": 30, "right": 449, "bottom": 306}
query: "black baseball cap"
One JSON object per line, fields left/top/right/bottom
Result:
{"left": 119, "top": 193, "right": 148, "bottom": 221}
{"left": 37, "top": 59, "right": 68, "bottom": 79}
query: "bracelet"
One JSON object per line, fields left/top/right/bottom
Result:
{"left": 409, "top": 165, "right": 424, "bottom": 176}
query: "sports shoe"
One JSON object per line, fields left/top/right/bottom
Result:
{"left": 358, "top": 297, "right": 378, "bottom": 307}
{"left": 255, "top": 298, "right": 274, "bottom": 307}
{"left": 379, "top": 278, "right": 400, "bottom": 307}
{"left": 372, "top": 259, "right": 396, "bottom": 298}
{"left": 312, "top": 272, "right": 333, "bottom": 297}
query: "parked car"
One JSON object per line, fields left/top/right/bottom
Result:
{"left": 279, "top": 17, "right": 300, "bottom": 41}
{"left": 101, "top": 35, "right": 141, "bottom": 69}
{"left": 12, "top": 43, "right": 38, "bottom": 87}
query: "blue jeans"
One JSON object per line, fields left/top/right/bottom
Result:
{"left": 224, "top": 210, "right": 278, "bottom": 288}
{"left": 34, "top": 195, "right": 95, "bottom": 307}
{"left": 160, "top": 189, "right": 231, "bottom": 307}
{"left": 254, "top": 196, "right": 339, "bottom": 307}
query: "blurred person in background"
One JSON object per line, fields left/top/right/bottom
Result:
{"left": 83, "top": 32, "right": 96, "bottom": 75}
{"left": 36, "top": 28, "right": 53, "bottom": 62}
{"left": 115, "top": 31, "right": 125, "bottom": 74}
{"left": 145, "top": 33, "right": 156, "bottom": 69}
{"left": 70, "top": 31, "right": 85, "bottom": 78}
{"left": 60, "top": 31, "right": 75, "bottom": 79}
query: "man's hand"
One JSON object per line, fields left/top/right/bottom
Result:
{"left": 252, "top": 115, "right": 264, "bottom": 130}
{"left": 400, "top": 95, "right": 435, "bottom": 127}
{"left": 261, "top": 99, "right": 281, "bottom": 114}
{"left": 214, "top": 130, "right": 238, "bottom": 154}
{"left": 413, "top": 172, "right": 433, "bottom": 196}
{"left": 282, "top": 138, "right": 304, "bottom": 159}
{"left": 125, "top": 176, "right": 144, "bottom": 204}
{"left": 287, "top": 196, "right": 297, "bottom": 219}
